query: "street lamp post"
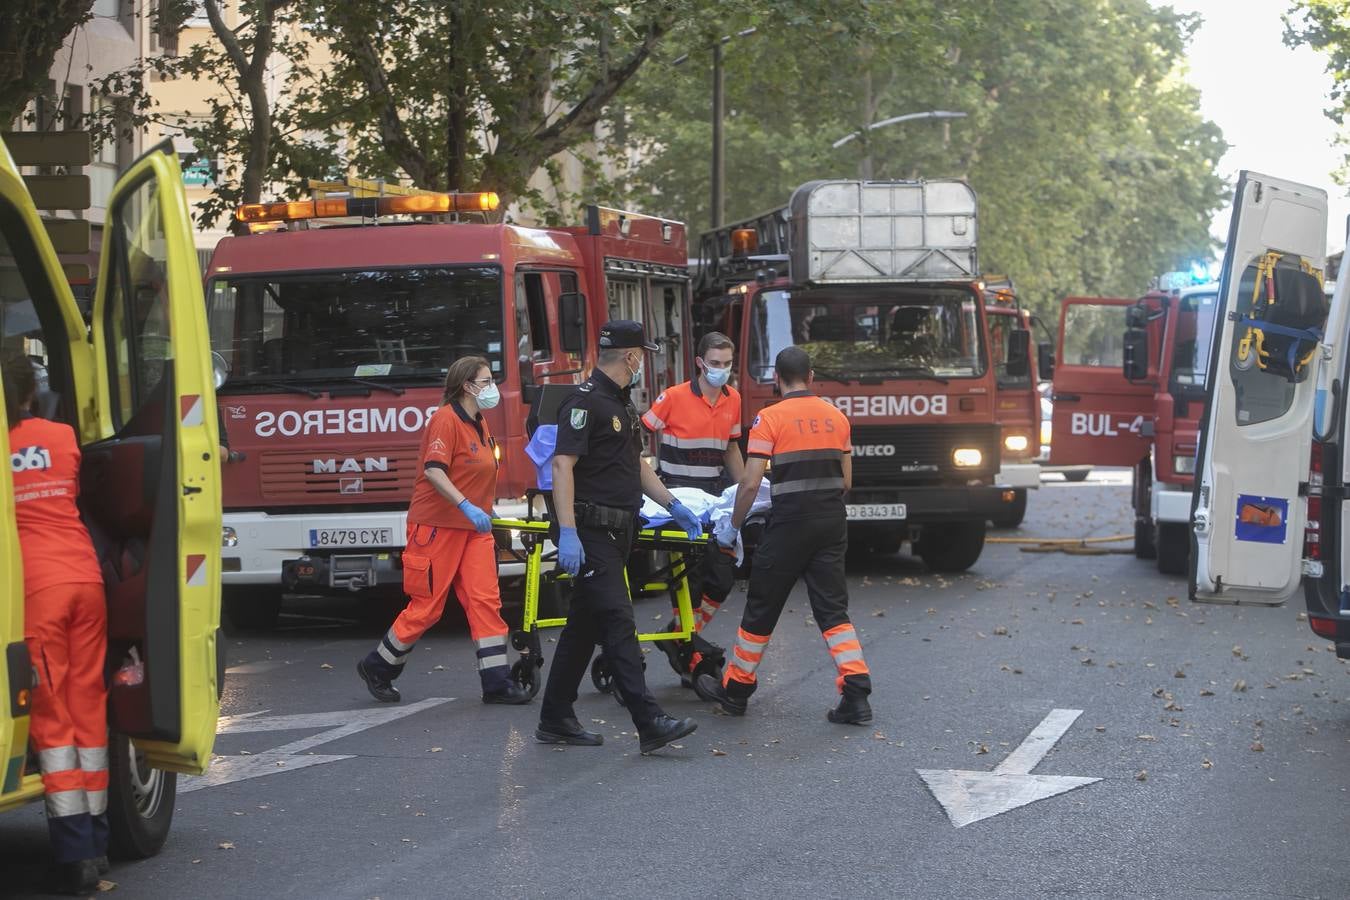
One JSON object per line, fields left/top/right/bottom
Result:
{"left": 673, "top": 27, "right": 757, "bottom": 229}
{"left": 832, "top": 110, "right": 968, "bottom": 180}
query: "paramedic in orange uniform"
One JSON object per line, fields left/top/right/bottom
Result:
{"left": 357, "top": 356, "right": 531, "bottom": 705}
{"left": 696, "top": 346, "right": 873, "bottom": 725}
{"left": 642, "top": 331, "right": 743, "bottom": 687}
{"left": 4, "top": 351, "right": 110, "bottom": 893}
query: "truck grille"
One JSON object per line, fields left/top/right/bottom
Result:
{"left": 849, "top": 423, "right": 1000, "bottom": 486}
{"left": 258, "top": 448, "right": 414, "bottom": 503}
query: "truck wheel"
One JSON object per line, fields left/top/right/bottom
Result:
{"left": 1156, "top": 522, "right": 1189, "bottom": 575}
{"left": 107, "top": 732, "right": 176, "bottom": 860}
{"left": 990, "top": 490, "right": 1028, "bottom": 529}
{"left": 1063, "top": 469, "right": 1090, "bottom": 483}
{"left": 223, "top": 586, "right": 282, "bottom": 632}
{"left": 918, "top": 521, "right": 986, "bottom": 573}
{"left": 1134, "top": 519, "right": 1157, "bottom": 560}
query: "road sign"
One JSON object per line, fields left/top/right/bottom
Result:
{"left": 42, "top": 218, "right": 90, "bottom": 254}
{"left": 917, "top": 708, "right": 1101, "bottom": 827}
{"left": 1, "top": 131, "right": 92, "bottom": 167}
{"left": 24, "top": 174, "right": 90, "bottom": 210}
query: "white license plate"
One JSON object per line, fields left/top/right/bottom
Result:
{"left": 308, "top": 527, "right": 395, "bottom": 548}
{"left": 846, "top": 503, "right": 907, "bottom": 521}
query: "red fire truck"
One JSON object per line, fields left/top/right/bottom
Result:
{"left": 206, "top": 186, "right": 689, "bottom": 628}
{"left": 1047, "top": 281, "right": 1215, "bottom": 573}
{"left": 983, "top": 279, "right": 1043, "bottom": 528}
{"left": 693, "top": 179, "right": 1027, "bottom": 571}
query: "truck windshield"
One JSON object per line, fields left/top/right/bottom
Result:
{"left": 748, "top": 287, "right": 986, "bottom": 382}
{"left": 206, "top": 265, "right": 504, "bottom": 389}
{"left": 1170, "top": 291, "right": 1217, "bottom": 391}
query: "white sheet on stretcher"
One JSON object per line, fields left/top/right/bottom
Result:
{"left": 639, "top": 482, "right": 771, "bottom": 565}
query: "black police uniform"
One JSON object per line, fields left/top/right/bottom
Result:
{"left": 538, "top": 366, "right": 664, "bottom": 728}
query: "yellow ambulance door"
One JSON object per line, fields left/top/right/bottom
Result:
{"left": 83, "top": 140, "right": 221, "bottom": 774}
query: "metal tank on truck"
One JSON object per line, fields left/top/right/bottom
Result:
{"left": 207, "top": 180, "right": 690, "bottom": 629}
{"left": 692, "top": 179, "right": 1028, "bottom": 572}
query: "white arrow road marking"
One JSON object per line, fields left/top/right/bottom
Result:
{"left": 917, "top": 708, "right": 1101, "bottom": 828}
{"left": 182, "top": 697, "right": 454, "bottom": 793}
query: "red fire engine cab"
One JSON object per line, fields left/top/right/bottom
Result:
{"left": 983, "top": 278, "right": 1043, "bottom": 528}
{"left": 206, "top": 184, "right": 688, "bottom": 627}
{"left": 693, "top": 179, "right": 1027, "bottom": 571}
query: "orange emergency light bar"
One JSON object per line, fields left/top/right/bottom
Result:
{"left": 234, "top": 190, "right": 500, "bottom": 224}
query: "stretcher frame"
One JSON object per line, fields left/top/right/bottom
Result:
{"left": 490, "top": 516, "right": 710, "bottom": 698}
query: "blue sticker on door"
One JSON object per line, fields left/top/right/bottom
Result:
{"left": 1234, "top": 494, "right": 1289, "bottom": 544}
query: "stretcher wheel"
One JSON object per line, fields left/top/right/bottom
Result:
{"left": 591, "top": 655, "right": 615, "bottom": 696}
{"left": 511, "top": 658, "right": 542, "bottom": 698}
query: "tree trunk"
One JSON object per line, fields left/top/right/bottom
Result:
{"left": 205, "top": 0, "right": 274, "bottom": 205}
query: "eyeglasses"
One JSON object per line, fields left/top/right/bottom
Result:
{"left": 468, "top": 377, "right": 493, "bottom": 386}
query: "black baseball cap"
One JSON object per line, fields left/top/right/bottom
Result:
{"left": 598, "top": 319, "right": 659, "bottom": 351}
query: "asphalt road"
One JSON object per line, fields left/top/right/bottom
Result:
{"left": 3, "top": 469, "right": 1348, "bottom": 899}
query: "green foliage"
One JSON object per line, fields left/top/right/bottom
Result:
{"left": 1287, "top": 0, "right": 1350, "bottom": 184}
{"left": 0, "top": 0, "right": 94, "bottom": 126}
{"left": 618, "top": 0, "right": 1228, "bottom": 318}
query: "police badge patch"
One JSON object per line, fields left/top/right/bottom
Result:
{"left": 570, "top": 409, "right": 588, "bottom": 429}
{"left": 612, "top": 416, "right": 622, "bottom": 432}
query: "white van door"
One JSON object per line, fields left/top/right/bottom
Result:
{"left": 1191, "top": 171, "right": 1329, "bottom": 605}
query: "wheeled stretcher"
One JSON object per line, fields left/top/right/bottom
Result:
{"left": 490, "top": 516, "right": 714, "bottom": 702}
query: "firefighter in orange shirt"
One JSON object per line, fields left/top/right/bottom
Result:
{"left": 4, "top": 351, "right": 110, "bottom": 894}
{"left": 696, "top": 346, "right": 873, "bottom": 725}
{"left": 642, "top": 332, "right": 743, "bottom": 687}
{"left": 356, "top": 356, "right": 531, "bottom": 705}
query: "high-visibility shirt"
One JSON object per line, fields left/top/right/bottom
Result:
{"left": 407, "top": 401, "right": 498, "bottom": 529}
{"left": 8, "top": 416, "right": 103, "bottom": 596}
{"left": 746, "top": 390, "right": 851, "bottom": 522}
{"left": 641, "top": 379, "right": 742, "bottom": 491}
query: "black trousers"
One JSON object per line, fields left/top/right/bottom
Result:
{"left": 540, "top": 522, "right": 662, "bottom": 727}
{"left": 686, "top": 542, "right": 736, "bottom": 612}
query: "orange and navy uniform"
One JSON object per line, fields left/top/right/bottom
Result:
{"left": 364, "top": 401, "right": 513, "bottom": 691}
{"left": 642, "top": 379, "right": 742, "bottom": 491}
{"left": 723, "top": 391, "right": 871, "bottom": 699}
{"left": 10, "top": 415, "right": 109, "bottom": 864}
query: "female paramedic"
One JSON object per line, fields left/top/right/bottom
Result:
{"left": 356, "top": 355, "right": 531, "bottom": 705}
{"left": 4, "top": 350, "right": 110, "bottom": 894}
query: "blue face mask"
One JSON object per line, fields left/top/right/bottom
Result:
{"left": 703, "top": 363, "right": 731, "bottom": 388}
{"left": 628, "top": 356, "right": 644, "bottom": 388}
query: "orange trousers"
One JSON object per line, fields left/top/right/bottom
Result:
{"left": 368, "top": 523, "right": 511, "bottom": 691}
{"left": 25, "top": 581, "right": 109, "bottom": 863}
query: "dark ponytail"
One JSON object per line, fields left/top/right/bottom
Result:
{"left": 2, "top": 350, "right": 37, "bottom": 426}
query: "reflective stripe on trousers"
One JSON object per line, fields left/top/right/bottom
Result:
{"left": 475, "top": 633, "right": 509, "bottom": 671}
{"left": 723, "top": 628, "right": 771, "bottom": 685}
{"left": 822, "top": 623, "right": 869, "bottom": 691}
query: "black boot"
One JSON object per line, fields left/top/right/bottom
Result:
{"left": 356, "top": 658, "right": 401, "bottom": 703}
{"left": 93, "top": 855, "right": 109, "bottom": 876}
{"left": 694, "top": 673, "right": 747, "bottom": 716}
{"left": 638, "top": 714, "right": 697, "bottom": 754}
{"left": 46, "top": 859, "right": 99, "bottom": 895}
{"left": 827, "top": 688, "right": 873, "bottom": 725}
{"left": 482, "top": 681, "right": 533, "bottom": 705}
{"left": 535, "top": 717, "right": 603, "bottom": 746}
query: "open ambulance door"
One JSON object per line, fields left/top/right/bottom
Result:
{"left": 1191, "top": 171, "right": 1328, "bottom": 606}
{"left": 1, "top": 372, "right": 39, "bottom": 810}
{"left": 82, "top": 141, "right": 222, "bottom": 773}
{"left": 1049, "top": 297, "right": 1154, "bottom": 466}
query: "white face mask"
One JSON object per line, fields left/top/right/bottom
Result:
{"left": 473, "top": 381, "right": 500, "bottom": 409}
{"left": 702, "top": 362, "right": 731, "bottom": 388}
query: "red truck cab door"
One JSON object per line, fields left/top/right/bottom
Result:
{"left": 1049, "top": 297, "right": 1154, "bottom": 466}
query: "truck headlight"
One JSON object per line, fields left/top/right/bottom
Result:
{"left": 222, "top": 526, "right": 238, "bottom": 548}
{"left": 1040, "top": 420, "right": 1052, "bottom": 446}
{"left": 953, "top": 447, "right": 983, "bottom": 468}
{"left": 1173, "top": 455, "right": 1196, "bottom": 475}
{"left": 1003, "top": 434, "right": 1029, "bottom": 454}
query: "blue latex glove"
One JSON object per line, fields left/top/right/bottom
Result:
{"left": 669, "top": 499, "right": 703, "bottom": 541}
{"left": 714, "top": 517, "right": 739, "bottom": 549}
{"left": 458, "top": 498, "right": 493, "bottom": 534}
{"left": 557, "top": 526, "right": 584, "bottom": 576}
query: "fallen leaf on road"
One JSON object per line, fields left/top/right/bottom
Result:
{"left": 1251, "top": 741, "right": 1264, "bottom": 752}
{"left": 871, "top": 609, "right": 885, "bottom": 617}
{"left": 1200, "top": 689, "right": 1215, "bottom": 697}
{"left": 1081, "top": 658, "right": 1094, "bottom": 666}
{"left": 1297, "top": 612, "right": 1308, "bottom": 621}
{"left": 1201, "top": 759, "right": 1213, "bottom": 769}
{"left": 1174, "top": 669, "right": 1186, "bottom": 679}
{"left": 428, "top": 747, "right": 443, "bottom": 753}
{"left": 433, "top": 665, "right": 446, "bottom": 671}
{"left": 1094, "top": 725, "right": 1106, "bottom": 732}
{"left": 1233, "top": 679, "right": 1248, "bottom": 692}
{"left": 97, "top": 881, "right": 116, "bottom": 892}
{"left": 976, "top": 743, "right": 990, "bottom": 755}
{"left": 1164, "top": 701, "right": 1183, "bottom": 712}
{"left": 872, "top": 732, "right": 887, "bottom": 740}
{"left": 711, "top": 749, "right": 727, "bottom": 756}
{"left": 1070, "top": 618, "right": 1085, "bottom": 625}
{"left": 1135, "top": 770, "right": 1148, "bottom": 781}
{"left": 993, "top": 625, "right": 1008, "bottom": 636}
{"left": 1136, "top": 734, "right": 1156, "bottom": 741}
{"left": 319, "top": 663, "right": 333, "bottom": 669}
{"left": 218, "top": 842, "right": 235, "bottom": 850}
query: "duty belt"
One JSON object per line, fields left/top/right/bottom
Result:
{"left": 575, "top": 501, "right": 635, "bottom": 530}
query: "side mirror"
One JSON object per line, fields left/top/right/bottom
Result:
{"left": 1005, "top": 329, "right": 1031, "bottom": 378}
{"left": 559, "top": 291, "right": 587, "bottom": 355}
{"left": 1037, "top": 342, "right": 1055, "bottom": 380}
{"left": 1122, "top": 328, "right": 1149, "bottom": 381}
{"left": 211, "top": 350, "right": 232, "bottom": 389}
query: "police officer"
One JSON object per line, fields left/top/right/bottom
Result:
{"left": 535, "top": 320, "right": 700, "bottom": 754}
{"left": 642, "top": 332, "right": 743, "bottom": 687}
{"left": 697, "top": 346, "right": 873, "bottom": 725}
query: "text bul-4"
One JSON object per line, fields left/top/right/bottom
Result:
{"left": 1069, "top": 413, "right": 1143, "bottom": 437}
